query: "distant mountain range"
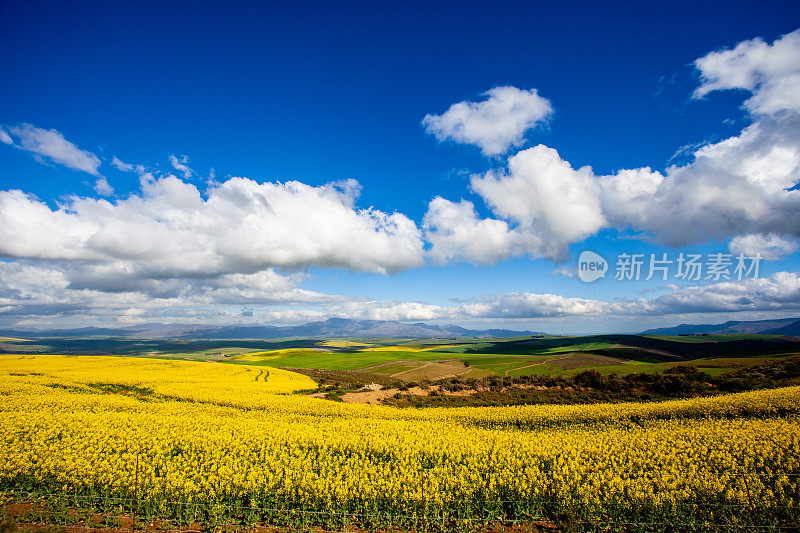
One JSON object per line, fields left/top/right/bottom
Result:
{"left": 642, "top": 317, "right": 800, "bottom": 336}
{"left": 0, "top": 318, "right": 543, "bottom": 340}
{"left": 5, "top": 316, "right": 799, "bottom": 340}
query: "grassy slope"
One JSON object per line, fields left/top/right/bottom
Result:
{"left": 228, "top": 349, "right": 465, "bottom": 371}
{"left": 2, "top": 334, "right": 798, "bottom": 381}
{"left": 155, "top": 335, "right": 800, "bottom": 379}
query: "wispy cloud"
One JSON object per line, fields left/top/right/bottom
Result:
{"left": 169, "top": 154, "right": 193, "bottom": 178}
{"left": 93, "top": 178, "right": 114, "bottom": 197}
{"left": 0, "top": 123, "right": 101, "bottom": 176}
{"left": 111, "top": 156, "right": 134, "bottom": 172}
{"left": 0, "top": 260, "right": 339, "bottom": 328}
{"left": 336, "top": 272, "right": 800, "bottom": 322}
{"left": 319, "top": 271, "right": 800, "bottom": 325}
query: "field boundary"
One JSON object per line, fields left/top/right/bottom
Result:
{"left": 3, "top": 490, "right": 799, "bottom": 532}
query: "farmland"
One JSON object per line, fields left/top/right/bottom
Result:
{"left": 2, "top": 334, "right": 800, "bottom": 531}
{"left": 3, "top": 333, "right": 800, "bottom": 408}
{"left": 2, "top": 349, "right": 800, "bottom": 531}
{"left": 5, "top": 333, "right": 799, "bottom": 380}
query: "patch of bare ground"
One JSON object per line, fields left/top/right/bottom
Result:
{"left": 501, "top": 352, "right": 629, "bottom": 377}
{"left": 340, "top": 385, "right": 432, "bottom": 404}
{"left": 337, "top": 380, "right": 554, "bottom": 404}
{"left": 389, "top": 361, "right": 489, "bottom": 381}
{"left": 503, "top": 353, "right": 574, "bottom": 376}
{"left": 281, "top": 368, "right": 402, "bottom": 390}
{"left": 353, "top": 360, "right": 411, "bottom": 372}
{"left": 545, "top": 352, "right": 630, "bottom": 370}
{"left": 594, "top": 345, "right": 684, "bottom": 362}
{"left": 340, "top": 378, "right": 496, "bottom": 403}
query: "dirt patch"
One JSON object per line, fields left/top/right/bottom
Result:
{"left": 339, "top": 388, "right": 396, "bottom": 404}
{"left": 354, "top": 360, "right": 412, "bottom": 372}
{"left": 338, "top": 378, "right": 561, "bottom": 404}
{"left": 503, "top": 354, "right": 573, "bottom": 376}
{"left": 282, "top": 368, "right": 402, "bottom": 389}
{"left": 500, "top": 352, "right": 629, "bottom": 376}
{"left": 390, "top": 361, "right": 485, "bottom": 381}
{"left": 546, "top": 352, "right": 629, "bottom": 370}
{"left": 340, "top": 384, "right": 468, "bottom": 404}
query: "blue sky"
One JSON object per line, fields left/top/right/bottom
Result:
{"left": 1, "top": 1, "right": 799, "bottom": 333}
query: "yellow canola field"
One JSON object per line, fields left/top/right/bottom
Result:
{"left": 234, "top": 348, "right": 326, "bottom": 361}
{"left": 318, "top": 340, "right": 375, "bottom": 348}
{"left": 1, "top": 354, "right": 799, "bottom": 529}
{"left": 358, "top": 344, "right": 457, "bottom": 352}
{"left": 1, "top": 354, "right": 314, "bottom": 404}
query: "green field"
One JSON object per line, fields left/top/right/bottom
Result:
{"left": 1, "top": 333, "right": 798, "bottom": 383}
{"left": 228, "top": 348, "right": 465, "bottom": 371}
{"left": 183, "top": 334, "right": 800, "bottom": 381}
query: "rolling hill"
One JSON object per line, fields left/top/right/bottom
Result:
{"left": 642, "top": 318, "right": 800, "bottom": 336}
{"left": 0, "top": 318, "right": 543, "bottom": 340}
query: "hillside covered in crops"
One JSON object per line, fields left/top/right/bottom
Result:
{"left": 2, "top": 353, "right": 799, "bottom": 531}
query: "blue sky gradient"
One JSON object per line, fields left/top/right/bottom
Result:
{"left": 1, "top": 1, "right": 799, "bottom": 333}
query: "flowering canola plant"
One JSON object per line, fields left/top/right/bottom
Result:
{"left": 1, "top": 354, "right": 798, "bottom": 530}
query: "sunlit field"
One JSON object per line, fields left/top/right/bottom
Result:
{"left": 2, "top": 354, "right": 799, "bottom": 531}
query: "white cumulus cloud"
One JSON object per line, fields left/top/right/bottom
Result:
{"left": 459, "top": 292, "right": 608, "bottom": 319}
{"left": 0, "top": 175, "right": 425, "bottom": 277}
{"left": 729, "top": 233, "right": 798, "bottom": 260}
{"left": 693, "top": 29, "right": 800, "bottom": 115}
{"left": 333, "top": 271, "right": 800, "bottom": 323}
{"left": 424, "top": 29, "right": 800, "bottom": 264}
{"left": 423, "top": 197, "right": 527, "bottom": 264}
{"left": 627, "top": 271, "right": 800, "bottom": 315}
{"left": 422, "top": 86, "right": 553, "bottom": 156}
{"left": 471, "top": 145, "right": 605, "bottom": 260}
